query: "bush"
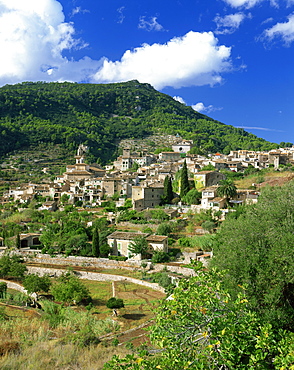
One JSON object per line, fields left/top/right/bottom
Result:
{"left": 106, "top": 297, "right": 124, "bottom": 309}
{"left": 178, "top": 237, "right": 192, "bottom": 248}
{"left": 168, "top": 248, "right": 181, "bottom": 258}
{"left": 168, "top": 237, "right": 176, "bottom": 245}
{"left": 151, "top": 251, "right": 170, "bottom": 263}
{"left": 108, "top": 255, "right": 127, "bottom": 261}
{"left": 156, "top": 222, "right": 173, "bottom": 236}
{"left": 201, "top": 220, "right": 215, "bottom": 233}
{"left": 142, "top": 227, "right": 153, "bottom": 234}
{"left": 100, "top": 244, "right": 112, "bottom": 257}
{"left": 50, "top": 272, "right": 91, "bottom": 305}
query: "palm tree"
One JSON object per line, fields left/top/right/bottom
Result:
{"left": 217, "top": 179, "right": 237, "bottom": 207}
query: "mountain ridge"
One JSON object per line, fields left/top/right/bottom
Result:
{"left": 0, "top": 80, "right": 278, "bottom": 163}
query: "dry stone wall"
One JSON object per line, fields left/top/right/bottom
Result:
{"left": 0, "top": 279, "right": 26, "bottom": 294}
{"left": 26, "top": 266, "right": 165, "bottom": 293}
{"left": 15, "top": 251, "right": 197, "bottom": 276}
{"left": 19, "top": 251, "right": 142, "bottom": 270}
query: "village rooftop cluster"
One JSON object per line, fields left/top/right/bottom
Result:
{"left": 2, "top": 137, "right": 294, "bottom": 259}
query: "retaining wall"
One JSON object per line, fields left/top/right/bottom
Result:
{"left": 2, "top": 250, "right": 197, "bottom": 278}
{"left": 0, "top": 279, "right": 26, "bottom": 294}
{"left": 26, "top": 266, "right": 165, "bottom": 293}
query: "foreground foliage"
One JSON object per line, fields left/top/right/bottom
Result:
{"left": 211, "top": 180, "right": 294, "bottom": 330}
{"left": 104, "top": 265, "right": 294, "bottom": 369}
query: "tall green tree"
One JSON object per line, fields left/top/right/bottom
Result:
{"left": 162, "top": 175, "right": 173, "bottom": 204}
{"left": 16, "top": 233, "right": 21, "bottom": 249}
{"left": 211, "top": 180, "right": 294, "bottom": 330}
{"left": 92, "top": 226, "right": 100, "bottom": 257}
{"left": 0, "top": 254, "right": 27, "bottom": 279}
{"left": 50, "top": 271, "right": 91, "bottom": 305}
{"left": 128, "top": 236, "right": 148, "bottom": 257}
{"left": 181, "top": 188, "right": 201, "bottom": 205}
{"left": 0, "top": 282, "right": 7, "bottom": 299}
{"left": 23, "top": 274, "right": 51, "bottom": 295}
{"left": 180, "top": 160, "right": 189, "bottom": 199}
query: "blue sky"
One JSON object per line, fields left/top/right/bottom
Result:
{"left": 0, "top": 0, "right": 294, "bottom": 144}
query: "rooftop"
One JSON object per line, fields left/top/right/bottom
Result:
{"left": 146, "top": 235, "right": 168, "bottom": 242}
{"left": 107, "top": 232, "right": 150, "bottom": 240}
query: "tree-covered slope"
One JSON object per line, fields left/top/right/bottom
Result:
{"left": 0, "top": 80, "right": 278, "bottom": 163}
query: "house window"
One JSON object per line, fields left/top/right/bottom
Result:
{"left": 117, "top": 242, "right": 121, "bottom": 250}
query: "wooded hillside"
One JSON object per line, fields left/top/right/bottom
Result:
{"left": 0, "top": 80, "right": 278, "bottom": 163}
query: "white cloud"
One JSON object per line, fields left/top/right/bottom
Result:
{"left": 222, "top": 0, "right": 284, "bottom": 8}
{"left": 192, "top": 102, "right": 222, "bottom": 114}
{"left": 261, "top": 17, "right": 274, "bottom": 25}
{"left": 138, "top": 16, "right": 164, "bottom": 32}
{"left": 173, "top": 96, "right": 186, "bottom": 104}
{"left": 70, "top": 7, "right": 89, "bottom": 18}
{"left": 0, "top": 0, "right": 102, "bottom": 86}
{"left": 0, "top": 1, "right": 233, "bottom": 90}
{"left": 214, "top": 13, "right": 247, "bottom": 34}
{"left": 263, "top": 13, "right": 294, "bottom": 44}
{"left": 222, "top": 0, "right": 263, "bottom": 8}
{"left": 92, "top": 31, "right": 232, "bottom": 89}
{"left": 236, "top": 125, "right": 283, "bottom": 131}
{"left": 117, "top": 6, "right": 125, "bottom": 24}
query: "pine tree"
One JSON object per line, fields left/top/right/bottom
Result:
{"left": 92, "top": 226, "right": 100, "bottom": 257}
{"left": 180, "top": 160, "right": 189, "bottom": 198}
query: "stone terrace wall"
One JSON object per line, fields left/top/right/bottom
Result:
{"left": 2, "top": 250, "right": 197, "bottom": 278}
{"left": 26, "top": 266, "right": 165, "bottom": 293}
{"left": 0, "top": 279, "right": 26, "bottom": 294}
{"left": 18, "top": 251, "right": 143, "bottom": 271}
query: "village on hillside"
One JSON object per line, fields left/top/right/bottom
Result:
{"left": 1, "top": 137, "right": 294, "bottom": 261}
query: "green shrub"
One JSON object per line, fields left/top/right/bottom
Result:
{"left": 151, "top": 251, "right": 170, "bottom": 263}
{"left": 106, "top": 297, "right": 124, "bottom": 309}
{"left": 108, "top": 255, "right": 127, "bottom": 261}
{"left": 178, "top": 237, "right": 192, "bottom": 248}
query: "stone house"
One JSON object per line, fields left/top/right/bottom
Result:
{"left": 107, "top": 231, "right": 168, "bottom": 259}
{"left": 113, "top": 148, "right": 155, "bottom": 171}
{"left": 132, "top": 182, "right": 164, "bottom": 211}
{"left": 201, "top": 186, "right": 219, "bottom": 208}
{"left": 146, "top": 235, "right": 168, "bottom": 253}
{"left": 194, "top": 171, "right": 226, "bottom": 190}
{"left": 20, "top": 233, "right": 42, "bottom": 248}
{"left": 230, "top": 189, "right": 260, "bottom": 205}
{"left": 107, "top": 231, "right": 149, "bottom": 259}
{"left": 8, "top": 233, "right": 42, "bottom": 249}
{"left": 38, "top": 201, "right": 58, "bottom": 211}
{"left": 227, "top": 161, "right": 243, "bottom": 172}
{"left": 158, "top": 152, "right": 181, "bottom": 162}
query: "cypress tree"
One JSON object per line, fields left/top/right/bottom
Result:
{"left": 163, "top": 176, "right": 173, "bottom": 204}
{"left": 16, "top": 233, "right": 21, "bottom": 249}
{"left": 180, "top": 160, "right": 189, "bottom": 198}
{"left": 92, "top": 226, "right": 100, "bottom": 257}
{"left": 166, "top": 176, "right": 173, "bottom": 203}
